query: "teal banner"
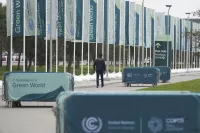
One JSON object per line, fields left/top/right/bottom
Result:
{"left": 13, "top": 0, "right": 24, "bottom": 36}
{"left": 56, "top": 92, "right": 200, "bottom": 133}
{"left": 151, "top": 17, "right": 154, "bottom": 47}
{"left": 135, "top": 13, "right": 139, "bottom": 46}
{"left": 125, "top": 1, "right": 129, "bottom": 45}
{"left": 76, "top": 0, "right": 83, "bottom": 40}
{"left": 144, "top": 7, "right": 146, "bottom": 47}
{"left": 89, "top": 0, "right": 97, "bottom": 42}
{"left": 155, "top": 41, "right": 172, "bottom": 67}
{"left": 37, "top": 0, "right": 46, "bottom": 37}
{"left": 4, "top": 72, "right": 74, "bottom": 101}
{"left": 57, "top": 0, "right": 64, "bottom": 38}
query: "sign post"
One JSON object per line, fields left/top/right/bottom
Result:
{"left": 155, "top": 35, "right": 172, "bottom": 68}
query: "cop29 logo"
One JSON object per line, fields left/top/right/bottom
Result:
{"left": 82, "top": 117, "right": 103, "bottom": 133}
{"left": 148, "top": 117, "right": 163, "bottom": 133}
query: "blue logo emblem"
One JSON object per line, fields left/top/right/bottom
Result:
{"left": 70, "top": 26, "right": 74, "bottom": 36}
{"left": 47, "top": 24, "right": 51, "bottom": 34}
{"left": 28, "top": 19, "right": 34, "bottom": 30}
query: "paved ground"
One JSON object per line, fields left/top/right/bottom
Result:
{"left": 0, "top": 72, "right": 200, "bottom": 133}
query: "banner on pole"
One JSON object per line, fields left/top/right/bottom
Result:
{"left": 150, "top": 9, "right": 155, "bottom": 47}
{"left": 138, "top": 4, "right": 142, "bottom": 46}
{"left": 46, "top": 0, "right": 58, "bottom": 40}
{"left": 125, "top": 0, "right": 129, "bottom": 45}
{"left": 6, "top": 0, "right": 11, "bottom": 36}
{"left": 82, "top": 0, "right": 90, "bottom": 42}
{"left": 165, "top": 15, "right": 171, "bottom": 35}
{"left": 146, "top": 8, "right": 151, "bottom": 48}
{"left": 120, "top": 0, "right": 125, "bottom": 45}
{"left": 144, "top": 7, "right": 147, "bottom": 48}
{"left": 176, "top": 18, "right": 180, "bottom": 51}
{"left": 7, "top": 0, "right": 24, "bottom": 37}
{"left": 75, "top": 0, "right": 83, "bottom": 40}
{"left": 129, "top": 1, "right": 135, "bottom": 46}
{"left": 107, "top": 0, "right": 115, "bottom": 44}
{"left": 37, "top": 0, "right": 46, "bottom": 37}
{"left": 135, "top": 4, "right": 140, "bottom": 46}
{"left": 174, "top": 17, "right": 177, "bottom": 51}
{"left": 89, "top": 0, "right": 97, "bottom": 42}
{"left": 25, "top": 0, "right": 36, "bottom": 36}
{"left": 180, "top": 19, "right": 183, "bottom": 51}
{"left": 96, "top": 0, "right": 104, "bottom": 43}
{"left": 115, "top": 0, "right": 120, "bottom": 45}
{"left": 65, "top": 0, "right": 75, "bottom": 41}
{"left": 104, "top": 0, "right": 108, "bottom": 44}
{"left": 155, "top": 12, "right": 165, "bottom": 36}
{"left": 184, "top": 20, "right": 188, "bottom": 51}
{"left": 57, "top": 0, "right": 64, "bottom": 38}
{"left": 171, "top": 16, "right": 174, "bottom": 50}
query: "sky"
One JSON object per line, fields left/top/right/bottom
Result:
{"left": 0, "top": 0, "right": 199, "bottom": 19}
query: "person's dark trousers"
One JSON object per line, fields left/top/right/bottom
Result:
{"left": 96, "top": 70, "right": 104, "bottom": 87}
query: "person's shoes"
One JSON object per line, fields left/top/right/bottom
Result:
{"left": 101, "top": 85, "right": 104, "bottom": 88}
{"left": 96, "top": 86, "right": 99, "bottom": 88}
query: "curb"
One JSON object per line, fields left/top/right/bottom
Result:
{"left": 75, "top": 73, "right": 197, "bottom": 88}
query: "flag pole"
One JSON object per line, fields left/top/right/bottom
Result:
{"left": 122, "top": 1, "right": 125, "bottom": 69}
{"left": 119, "top": 0, "right": 121, "bottom": 72}
{"left": 113, "top": 0, "right": 116, "bottom": 72}
{"left": 56, "top": 0, "right": 58, "bottom": 73}
{"left": 50, "top": 0, "right": 53, "bottom": 72}
{"left": 64, "top": 0, "right": 67, "bottom": 72}
{"left": 106, "top": 0, "right": 110, "bottom": 78}
{"left": 45, "top": 0, "right": 48, "bottom": 72}
{"left": 81, "top": 0, "right": 85, "bottom": 75}
{"left": 56, "top": 28, "right": 58, "bottom": 72}
{"left": 88, "top": 0, "right": 90, "bottom": 75}
{"left": 102, "top": 0, "right": 104, "bottom": 59}
{"left": 34, "top": 0, "right": 37, "bottom": 72}
{"left": 95, "top": 0, "right": 98, "bottom": 60}
{"left": 10, "top": 0, "right": 13, "bottom": 72}
{"left": 55, "top": 0, "right": 58, "bottom": 72}
{"left": 128, "top": 1, "right": 130, "bottom": 67}
{"left": 23, "top": 0, "right": 26, "bottom": 72}
{"left": 73, "top": 0, "right": 76, "bottom": 75}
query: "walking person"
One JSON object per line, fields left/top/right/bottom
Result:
{"left": 93, "top": 54, "right": 106, "bottom": 88}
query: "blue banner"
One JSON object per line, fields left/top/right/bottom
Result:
{"left": 151, "top": 16, "right": 154, "bottom": 47}
{"left": 13, "top": 0, "right": 24, "bottom": 37}
{"left": 174, "top": 25, "right": 176, "bottom": 50}
{"left": 89, "top": 0, "right": 97, "bottom": 42}
{"left": 57, "top": 0, "right": 64, "bottom": 38}
{"left": 125, "top": 1, "right": 129, "bottom": 45}
{"left": 185, "top": 27, "right": 188, "bottom": 51}
{"left": 76, "top": 0, "right": 83, "bottom": 40}
{"left": 115, "top": 0, "right": 120, "bottom": 44}
{"left": 135, "top": 12, "right": 139, "bottom": 46}
{"left": 37, "top": 0, "right": 46, "bottom": 37}
{"left": 180, "top": 19, "right": 182, "bottom": 50}
{"left": 165, "top": 15, "right": 171, "bottom": 35}
{"left": 104, "top": 0, "right": 107, "bottom": 43}
{"left": 144, "top": 7, "right": 146, "bottom": 47}
{"left": 190, "top": 22, "right": 193, "bottom": 52}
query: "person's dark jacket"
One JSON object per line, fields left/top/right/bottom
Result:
{"left": 93, "top": 58, "right": 106, "bottom": 72}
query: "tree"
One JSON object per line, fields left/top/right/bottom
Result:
{"left": 0, "top": 4, "right": 7, "bottom": 67}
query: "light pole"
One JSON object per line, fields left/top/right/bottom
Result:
{"left": 141, "top": 0, "right": 144, "bottom": 67}
{"left": 166, "top": 5, "right": 172, "bottom": 67}
{"left": 185, "top": 12, "right": 191, "bottom": 72}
